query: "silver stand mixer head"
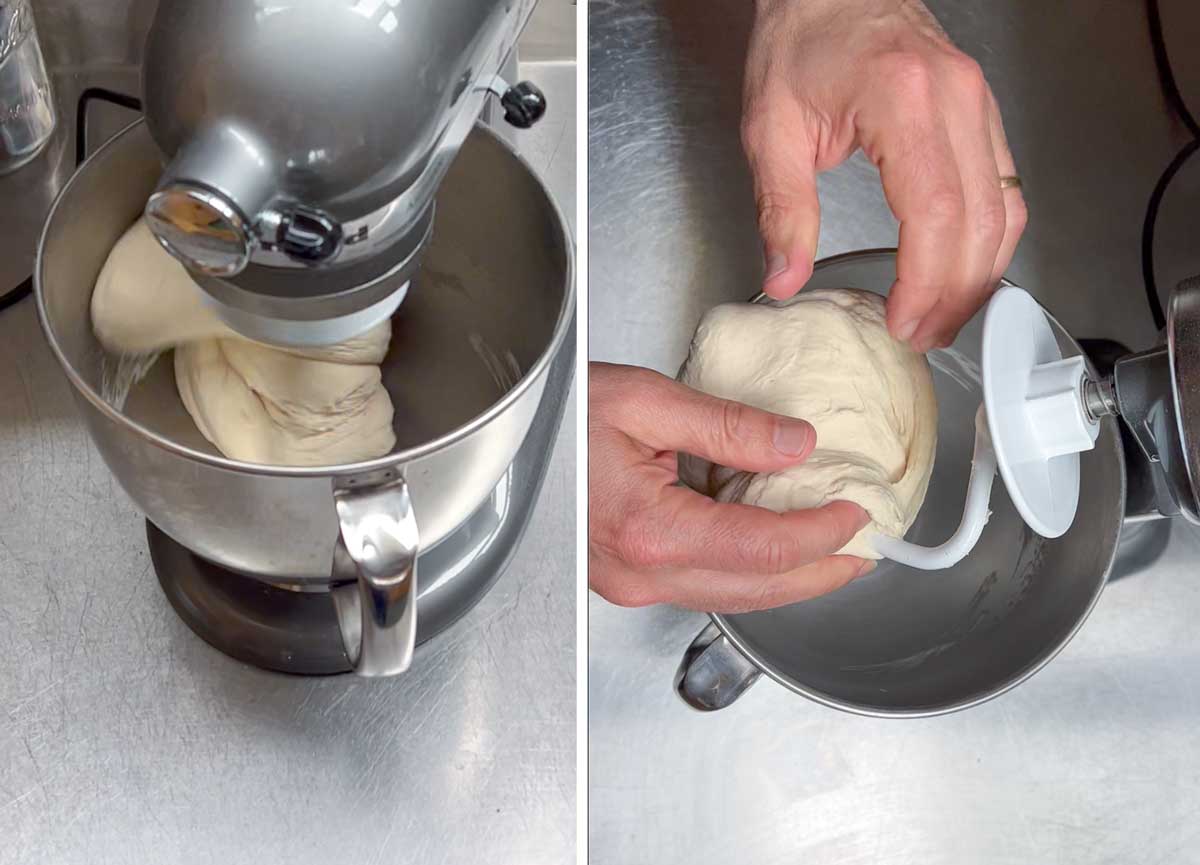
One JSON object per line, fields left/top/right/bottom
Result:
{"left": 139, "top": 0, "right": 545, "bottom": 347}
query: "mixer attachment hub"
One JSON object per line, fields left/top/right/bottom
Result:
{"left": 1023, "top": 355, "right": 1100, "bottom": 459}
{"left": 1082, "top": 374, "right": 1119, "bottom": 422}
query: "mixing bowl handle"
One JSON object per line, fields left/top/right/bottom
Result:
{"left": 331, "top": 476, "right": 419, "bottom": 677}
{"left": 674, "top": 622, "right": 762, "bottom": 711}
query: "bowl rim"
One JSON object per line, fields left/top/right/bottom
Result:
{"left": 708, "top": 248, "right": 1127, "bottom": 718}
{"left": 35, "top": 118, "right": 576, "bottom": 479}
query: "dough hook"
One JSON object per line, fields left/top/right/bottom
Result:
{"left": 873, "top": 286, "right": 1101, "bottom": 569}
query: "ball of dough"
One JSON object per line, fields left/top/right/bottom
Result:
{"left": 91, "top": 219, "right": 397, "bottom": 466}
{"left": 678, "top": 289, "right": 938, "bottom": 559}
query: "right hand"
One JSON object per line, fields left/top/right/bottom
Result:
{"left": 588, "top": 363, "right": 873, "bottom": 614}
{"left": 742, "top": 0, "right": 1027, "bottom": 352}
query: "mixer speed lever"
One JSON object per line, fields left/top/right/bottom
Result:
{"left": 480, "top": 75, "right": 547, "bottom": 129}
{"left": 265, "top": 206, "right": 344, "bottom": 265}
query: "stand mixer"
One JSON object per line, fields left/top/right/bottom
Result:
{"left": 34, "top": 0, "right": 574, "bottom": 679}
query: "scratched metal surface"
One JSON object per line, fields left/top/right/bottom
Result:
{"left": 0, "top": 55, "right": 577, "bottom": 865}
{"left": 589, "top": 1, "right": 1200, "bottom": 863}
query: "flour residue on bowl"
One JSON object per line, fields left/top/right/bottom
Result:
{"left": 100, "top": 349, "right": 161, "bottom": 410}
{"left": 840, "top": 639, "right": 959, "bottom": 674}
{"left": 928, "top": 346, "right": 981, "bottom": 391}
{"left": 838, "top": 527, "right": 1047, "bottom": 677}
{"left": 469, "top": 332, "right": 521, "bottom": 393}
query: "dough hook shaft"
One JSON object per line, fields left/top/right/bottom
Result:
{"left": 871, "top": 406, "right": 997, "bottom": 570}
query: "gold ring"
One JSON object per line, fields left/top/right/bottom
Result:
{"left": 999, "top": 175, "right": 1022, "bottom": 190}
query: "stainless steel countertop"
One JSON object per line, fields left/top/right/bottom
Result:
{"left": 589, "top": 2, "right": 1200, "bottom": 862}
{"left": 0, "top": 60, "right": 576, "bottom": 865}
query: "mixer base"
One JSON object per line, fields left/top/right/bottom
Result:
{"left": 150, "top": 523, "right": 357, "bottom": 674}
{"left": 148, "top": 462, "right": 530, "bottom": 674}
{"left": 148, "top": 323, "right": 576, "bottom": 675}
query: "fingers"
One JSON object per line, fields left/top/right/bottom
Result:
{"left": 862, "top": 54, "right": 1027, "bottom": 352}
{"left": 908, "top": 60, "right": 1006, "bottom": 351}
{"left": 660, "top": 556, "right": 874, "bottom": 614}
{"left": 595, "top": 554, "right": 875, "bottom": 614}
{"left": 876, "top": 120, "right": 966, "bottom": 346}
{"left": 600, "top": 365, "right": 819, "bottom": 473}
{"left": 741, "top": 95, "right": 822, "bottom": 300}
{"left": 589, "top": 361, "right": 874, "bottom": 614}
{"left": 642, "top": 487, "right": 870, "bottom": 573}
{"left": 986, "top": 90, "right": 1028, "bottom": 289}
{"left": 858, "top": 55, "right": 966, "bottom": 345}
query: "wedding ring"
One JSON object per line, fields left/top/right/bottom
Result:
{"left": 999, "top": 176, "right": 1022, "bottom": 189}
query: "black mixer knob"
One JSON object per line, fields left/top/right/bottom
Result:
{"left": 501, "top": 81, "right": 547, "bottom": 129}
{"left": 276, "top": 207, "right": 344, "bottom": 265}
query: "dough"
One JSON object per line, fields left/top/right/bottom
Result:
{"left": 678, "top": 289, "right": 937, "bottom": 559}
{"left": 92, "top": 219, "right": 232, "bottom": 354}
{"left": 91, "top": 219, "right": 396, "bottom": 466}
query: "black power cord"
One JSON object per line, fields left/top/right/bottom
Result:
{"left": 0, "top": 276, "right": 31, "bottom": 313}
{"left": 74, "top": 87, "right": 142, "bottom": 166}
{"left": 1142, "top": 0, "right": 1199, "bottom": 331}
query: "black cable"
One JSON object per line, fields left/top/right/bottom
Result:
{"left": 75, "top": 87, "right": 143, "bottom": 166}
{"left": 0, "top": 276, "right": 31, "bottom": 313}
{"left": 1147, "top": 0, "right": 1200, "bottom": 137}
{"left": 1142, "top": 0, "right": 1199, "bottom": 331}
{"left": 1141, "top": 139, "right": 1199, "bottom": 331}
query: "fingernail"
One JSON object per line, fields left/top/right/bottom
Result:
{"left": 911, "top": 334, "right": 936, "bottom": 354}
{"left": 856, "top": 560, "right": 877, "bottom": 577}
{"left": 764, "top": 252, "right": 788, "bottom": 282}
{"left": 834, "top": 501, "right": 872, "bottom": 530}
{"left": 772, "top": 418, "right": 812, "bottom": 456}
{"left": 893, "top": 318, "right": 919, "bottom": 342}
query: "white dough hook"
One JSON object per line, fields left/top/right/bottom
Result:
{"left": 871, "top": 287, "right": 1101, "bottom": 570}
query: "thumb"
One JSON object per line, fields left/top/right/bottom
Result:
{"left": 615, "top": 369, "right": 816, "bottom": 473}
{"left": 742, "top": 103, "right": 821, "bottom": 300}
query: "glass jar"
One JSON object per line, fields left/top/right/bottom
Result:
{"left": 0, "top": 0, "right": 55, "bottom": 174}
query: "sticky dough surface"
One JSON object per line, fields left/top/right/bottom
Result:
{"left": 679, "top": 289, "right": 938, "bottom": 559}
{"left": 91, "top": 219, "right": 396, "bottom": 466}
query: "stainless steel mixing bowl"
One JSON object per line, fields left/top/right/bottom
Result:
{"left": 36, "top": 119, "right": 573, "bottom": 675}
{"left": 675, "top": 251, "right": 1126, "bottom": 716}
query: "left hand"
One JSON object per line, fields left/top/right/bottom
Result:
{"left": 589, "top": 363, "right": 872, "bottom": 613}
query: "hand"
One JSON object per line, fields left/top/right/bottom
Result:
{"left": 742, "top": 0, "right": 1027, "bottom": 352}
{"left": 588, "top": 363, "right": 872, "bottom": 613}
